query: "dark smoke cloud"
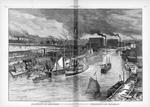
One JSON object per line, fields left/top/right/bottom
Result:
{"left": 12, "top": 9, "right": 142, "bottom": 38}
{"left": 78, "top": 9, "right": 142, "bottom": 36}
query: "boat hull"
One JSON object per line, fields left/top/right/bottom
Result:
{"left": 101, "top": 63, "right": 111, "bottom": 74}
{"left": 65, "top": 66, "right": 84, "bottom": 76}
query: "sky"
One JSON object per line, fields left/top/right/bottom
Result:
{"left": 9, "top": 9, "right": 142, "bottom": 40}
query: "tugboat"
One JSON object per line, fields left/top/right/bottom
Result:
{"left": 65, "top": 64, "right": 84, "bottom": 76}
{"left": 100, "top": 63, "right": 111, "bottom": 74}
{"left": 100, "top": 53, "right": 111, "bottom": 74}
{"left": 65, "top": 58, "right": 88, "bottom": 76}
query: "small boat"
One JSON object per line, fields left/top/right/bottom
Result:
{"left": 9, "top": 64, "right": 27, "bottom": 78}
{"left": 101, "top": 63, "right": 111, "bottom": 74}
{"left": 32, "top": 72, "right": 52, "bottom": 83}
{"left": 101, "top": 53, "right": 111, "bottom": 74}
{"left": 85, "top": 77, "right": 101, "bottom": 98}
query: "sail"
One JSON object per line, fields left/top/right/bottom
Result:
{"left": 58, "top": 57, "right": 63, "bottom": 68}
{"left": 52, "top": 57, "right": 64, "bottom": 71}
{"left": 86, "top": 77, "right": 101, "bottom": 97}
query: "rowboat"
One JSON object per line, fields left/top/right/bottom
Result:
{"left": 32, "top": 74, "right": 52, "bottom": 83}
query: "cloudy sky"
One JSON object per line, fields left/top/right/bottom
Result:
{"left": 9, "top": 9, "right": 142, "bottom": 40}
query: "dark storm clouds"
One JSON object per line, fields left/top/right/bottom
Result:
{"left": 78, "top": 9, "right": 142, "bottom": 36}
{"left": 13, "top": 9, "right": 142, "bottom": 37}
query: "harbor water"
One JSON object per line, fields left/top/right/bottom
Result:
{"left": 9, "top": 50, "right": 124, "bottom": 101}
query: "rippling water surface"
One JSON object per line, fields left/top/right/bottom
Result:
{"left": 9, "top": 51, "right": 123, "bottom": 102}
{"left": 9, "top": 73, "right": 91, "bottom": 101}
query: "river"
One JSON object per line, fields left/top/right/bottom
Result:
{"left": 9, "top": 49, "right": 125, "bottom": 102}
